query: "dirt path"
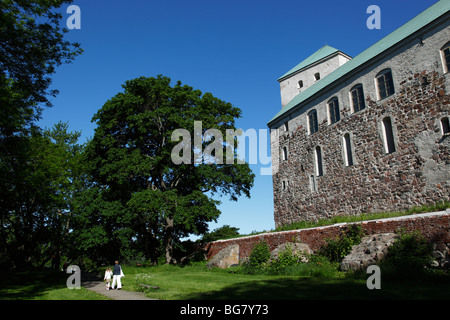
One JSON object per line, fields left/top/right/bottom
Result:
{"left": 81, "top": 273, "right": 157, "bottom": 300}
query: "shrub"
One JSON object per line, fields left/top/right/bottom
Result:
{"left": 319, "top": 224, "right": 364, "bottom": 262}
{"left": 242, "top": 241, "right": 271, "bottom": 274}
{"left": 381, "top": 229, "right": 433, "bottom": 278}
{"left": 267, "top": 244, "right": 299, "bottom": 274}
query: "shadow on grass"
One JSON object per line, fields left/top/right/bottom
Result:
{"left": 1, "top": 270, "right": 70, "bottom": 300}
{"left": 184, "top": 276, "right": 450, "bottom": 300}
{"left": 1, "top": 270, "right": 103, "bottom": 300}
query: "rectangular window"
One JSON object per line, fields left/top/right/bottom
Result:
{"left": 382, "top": 117, "right": 396, "bottom": 154}
{"left": 443, "top": 47, "right": 450, "bottom": 72}
{"left": 377, "top": 70, "right": 395, "bottom": 99}
{"left": 282, "top": 146, "right": 288, "bottom": 161}
{"left": 441, "top": 117, "right": 450, "bottom": 135}
{"left": 351, "top": 85, "right": 365, "bottom": 112}
{"left": 328, "top": 98, "right": 340, "bottom": 124}
{"left": 314, "top": 146, "right": 323, "bottom": 176}
{"left": 309, "top": 175, "right": 317, "bottom": 192}
{"left": 308, "top": 110, "right": 318, "bottom": 134}
{"left": 343, "top": 133, "right": 354, "bottom": 166}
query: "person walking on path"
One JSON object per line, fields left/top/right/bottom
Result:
{"left": 111, "top": 261, "right": 125, "bottom": 290}
{"left": 104, "top": 267, "right": 113, "bottom": 290}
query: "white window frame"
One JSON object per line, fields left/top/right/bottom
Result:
{"left": 440, "top": 42, "right": 450, "bottom": 74}
{"left": 381, "top": 116, "right": 396, "bottom": 154}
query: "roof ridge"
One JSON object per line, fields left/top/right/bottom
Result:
{"left": 277, "top": 45, "right": 342, "bottom": 81}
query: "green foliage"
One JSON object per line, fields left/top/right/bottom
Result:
{"left": 239, "top": 242, "right": 343, "bottom": 277}
{"left": 0, "top": 0, "right": 82, "bottom": 130}
{"left": 0, "top": 0, "right": 82, "bottom": 270}
{"left": 0, "top": 122, "right": 84, "bottom": 269}
{"left": 202, "top": 225, "right": 240, "bottom": 242}
{"left": 84, "top": 75, "right": 255, "bottom": 265}
{"left": 319, "top": 224, "right": 364, "bottom": 262}
{"left": 266, "top": 244, "right": 299, "bottom": 275}
{"left": 381, "top": 229, "right": 433, "bottom": 278}
{"left": 244, "top": 241, "right": 271, "bottom": 273}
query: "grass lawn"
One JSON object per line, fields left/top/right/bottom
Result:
{"left": 2, "top": 263, "right": 448, "bottom": 300}
{"left": 0, "top": 270, "right": 110, "bottom": 300}
{"left": 120, "top": 263, "right": 450, "bottom": 300}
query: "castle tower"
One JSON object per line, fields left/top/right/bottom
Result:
{"left": 278, "top": 45, "right": 351, "bottom": 108}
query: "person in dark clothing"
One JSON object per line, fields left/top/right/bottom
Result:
{"left": 111, "top": 260, "right": 125, "bottom": 290}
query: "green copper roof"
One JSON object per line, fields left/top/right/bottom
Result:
{"left": 277, "top": 45, "right": 341, "bottom": 81}
{"left": 268, "top": 0, "right": 450, "bottom": 127}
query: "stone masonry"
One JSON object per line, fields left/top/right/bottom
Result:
{"left": 273, "top": 70, "right": 450, "bottom": 226}
{"left": 269, "top": 4, "right": 450, "bottom": 227}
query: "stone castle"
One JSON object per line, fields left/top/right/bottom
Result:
{"left": 268, "top": 1, "right": 450, "bottom": 228}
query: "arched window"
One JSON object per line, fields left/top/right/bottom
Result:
{"left": 314, "top": 146, "right": 323, "bottom": 176}
{"left": 350, "top": 84, "right": 365, "bottom": 113}
{"left": 297, "top": 80, "right": 304, "bottom": 89}
{"left": 382, "top": 117, "right": 396, "bottom": 154}
{"left": 328, "top": 97, "right": 340, "bottom": 124}
{"left": 441, "top": 116, "right": 450, "bottom": 135}
{"left": 308, "top": 109, "right": 318, "bottom": 134}
{"left": 376, "top": 69, "right": 395, "bottom": 100}
{"left": 314, "top": 73, "right": 320, "bottom": 81}
{"left": 441, "top": 42, "right": 450, "bottom": 73}
{"left": 343, "top": 133, "right": 354, "bottom": 166}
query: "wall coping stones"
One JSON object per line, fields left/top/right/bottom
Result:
{"left": 211, "top": 209, "right": 450, "bottom": 244}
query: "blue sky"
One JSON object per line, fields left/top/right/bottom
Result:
{"left": 39, "top": 0, "right": 439, "bottom": 237}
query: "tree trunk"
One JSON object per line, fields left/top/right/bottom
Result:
{"left": 164, "top": 216, "right": 175, "bottom": 264}
{"left": 147, "top": 227, "right": 159, "bottom": 265}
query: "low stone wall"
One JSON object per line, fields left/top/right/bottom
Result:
{"left": 206, "top": 210, "right": 450, "bottom": 262}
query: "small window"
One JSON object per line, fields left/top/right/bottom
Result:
{"left": 314, "top": 146, "right": 323, "bottom": 176}
{"left": 376, "top": 69, "right": 395, "bottom": 100}
{"left": 441, "top": 43, "right": 450, "bottom": 73}
{"left": 309, "top": 175, "right": 317, "bottom": 192}
{"left": 382, "top": 117, "right": 396, "bottom": 154}
{"left": 282, "top": 146, "right": 288, "bottom": 160}
{"left": 350, "top": 84, "right": 365, "bottom": 113}
{"left": 308, "top": 110, "right": 318, "bottom": 134}
{"left": 314, "top": 73, "right": 320, "bottom": 81}
{"left": 441, "top": 116, "right": 450, "bottom": 135}
{"left": 343, "top": 133, "right": 354, "bottom": 166}
{"left": 282, "top": 180, "right": 287, "bottom": 191}
{"left": 297, "top": 80, "right": 304, "bottom": 89}
{"left": 328, "top": 97, "right": 340, "bottom": 124}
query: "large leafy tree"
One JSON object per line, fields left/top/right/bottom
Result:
{"left": 0, "top": 123, "right": 84, "bottom": 269}
{"left": 85, "top": 75, "right": 255, "bottom": 264}
{"left": 0, "top": 0, "right": 82, "bottom": 133}
{"left": 0, "top": 0, "right": 82, "bottom": 269}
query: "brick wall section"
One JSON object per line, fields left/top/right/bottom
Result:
{"left": 206, "top": 210, "right": 450, "bottom": 262}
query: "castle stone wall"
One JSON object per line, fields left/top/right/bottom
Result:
{"left": 271, "top": 15, "right": 450, "bottom": 227}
